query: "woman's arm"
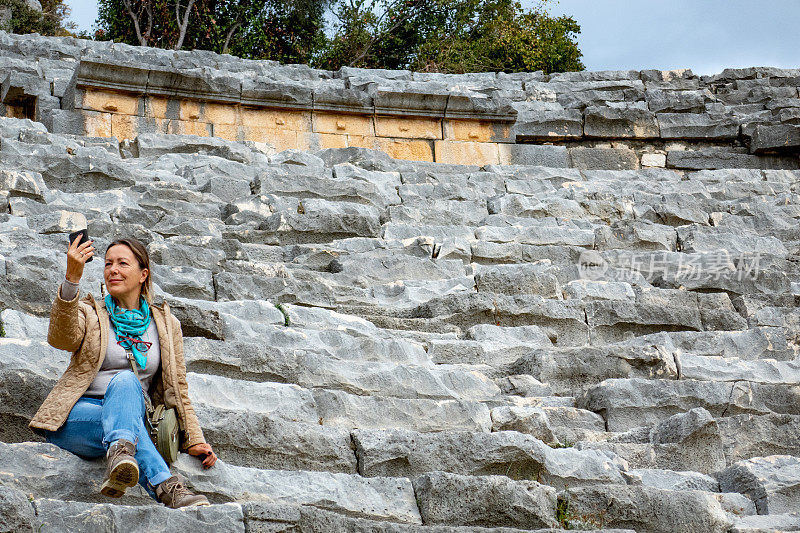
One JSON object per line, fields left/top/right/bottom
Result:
{"left": 47, "top": 282, "right": 87, "bottom": 352}
{"left": 171, "top": 315, "right": 207, "bottom": 449}
{"left": 48, "top": 235, "right": 94, "bottom": 351}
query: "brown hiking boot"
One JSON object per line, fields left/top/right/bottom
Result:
{"left": 101, "top": 439, "right": 139, "bottom": 498}
{"left": 156, "top": 475, "right": 210, "bottom": 508}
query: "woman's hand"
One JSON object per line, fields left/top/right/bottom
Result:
{"left": 187, "top": 443, "right": 217, "bottom": 469}
{"left": 66, "top": 235, "right": 94, "bottom": 283}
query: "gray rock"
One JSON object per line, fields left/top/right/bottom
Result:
{"left": 313, "top": 389, "right": 491, "bottom": 433}
{"left": 498, "top": 144, "right": 569, "bottom": 167}
{"left": 666, "top": 150, "right": 799, "bottom": 170}
{"left": 0, "top": 486, "right": 35, "bottom": 533}
{"left": 584, "top": 106, "right": 659, "bottom": 138}
{"left": 172, "top": 454, "right": 422, "bottom": 524}
{"left": 33, "top": 500, "right": 245, "bottom": 532}
{"left": 579, "top": 378, "right": 800, "bottom": 431}
{"left": 413, "top": 471, "right": 558, "bottom": 529}
{"left": 630, "top": 468, "right": 719, "bottom": 492}
{"left": 561, "top": 484, "right": 731, "bottom": 533}
{"left": 750, "top": 124, "right": 800, "bottom": 153}
{"left": 717, "top": 455, "right": 800, "bottom": 515}
{"left": 717, "top": 414, "right": 800, "bottom": 464}
{"left": 509, "top": 344, "right": 677, "bottom": 395}
{"left": 569, "top": 147, "right": 639, "bottom": 170}
{"left": 657, "top": 113, "right": 739, "bottom": 140}
{"left": 490, "top": 406, "right": 557, "bottom": 444}
{"left": 731, "top": 512, "right": 800, "bottom": 533}
{"left": 512, "top": 108, "right": 583, "bottom": 140}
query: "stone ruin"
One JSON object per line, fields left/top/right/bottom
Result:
{"left": 0, "top": 29, "right": 799, "bottom": 532}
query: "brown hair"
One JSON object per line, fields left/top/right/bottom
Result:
{"left": 105, "top": 238, "right": 153, "bottom": 303}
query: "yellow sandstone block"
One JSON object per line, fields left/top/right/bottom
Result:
{"left": 313, "top": 112, "right": 374, "bottom": 137}
{"left": 83, "top": 89, "right": 139, "bottom": 115}
{"left": 347, "top": 135, "right": 380, "bottom": 150}
{"left": 213, "top": 123, "right": 242, "bottom": 142}
{"left": 241, "top": 107, "right": 311, "bottom": 132}
{"left": 244, "top": 127, "right": 299, "bottom": 151}
{"left": 203, "top": 102, "right": 239, "bottom": 125}
{"left": 145, "top": 96, "right": 169, "bottom": 119}
{"left": 111, "top": 114, "right": 138, "bottom": 141}
{"left": 166, "top": 119, "right": 212, "bottom": 136}
{"left": 434, "top": 140, "right": 499, "bottom": 165}
{"left": 443, "top": 119, "right": 512, "bottom": 143}
{"left": 5, "top": 104, "right": 26, "bottom": 119}
{"left": 377, "top": 138, "right": 434, "bottom": 162}
{"left": 317, "top": 133, "right": 348, "bottom": 149}
{"left": 179, "top": 100, "right": 202, "bottom": 121}
{"left": 375, "top": 116, "right": 442, "bottom": 140}
{"left": 83, "top": 111, "right": 112, "bottom": 138}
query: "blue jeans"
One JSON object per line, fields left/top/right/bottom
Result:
{"left": 44, "top": 370, "right": 172, "bottom": 499}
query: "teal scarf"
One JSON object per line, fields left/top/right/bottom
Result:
{"left": 105, "top": 294, "right": 151, "bottom": 369}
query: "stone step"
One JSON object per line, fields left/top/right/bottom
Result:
{"left": 579, "top": 378, "right": 800, "bottom": 432}
{"left": 352, "top": 428, "right": 627, "bottom": 488}
{"left": 186, "top": 338, "right": 500, "bottom": 401}
{"left": 0, "top": 442, "right": 421, "bottom": 524}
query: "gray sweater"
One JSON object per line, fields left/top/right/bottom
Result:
{"left": 61, "top": 280, "right": 161, "bottom": 397}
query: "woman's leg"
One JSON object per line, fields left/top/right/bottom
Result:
{"left": 101, "top": 370, "right": 172, "bottom": 497}
{"left": 44, "top": 397, "right": 106, "bottom": 459}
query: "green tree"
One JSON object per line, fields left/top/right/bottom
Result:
{"left": 0, "top": 0, "right": 73, "bottom": 35}
{"left": 317, "top": 0, "right": 584, "bottom": 73}
{"left": 95, "top": 0, "right": 328, "bottom": 63}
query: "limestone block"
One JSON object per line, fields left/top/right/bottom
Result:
{"left": 434, "top": 140, "right": 500, "bottom": 165}
{"left": 315, "top": 132, "right": 348, "bottom": 149}
{"left": 562, "top": 485, "right": 731, "bottom": 533}
{"left": 584, "top": 105, "right": 660, "bottom": 138}
{"left": 657, "top": 113, "right": 739, "bottom": 140}
{"left": 33, "top": 500, "right": 245, "bottom": 533}
{"left": 666, "top": 150, "right": 799, "bottom": 170}
{"left": 497, "top": 144, "right": 569, "bottom": 167}
{"left": 717, "top": 414, "right": 800, "bottom": 464}
{"left": 143, "top": 95, "right": 170, "bottom": 119}
{"left": 750, "top": 124, "right": 800, "bottom": 153}
{"left": 510, "top": 344, "right": 678, "bottom": 396}
{"left": 569, "top": 147, "right": 639, "bottom": 170}
{"left": 413, "top": 471, "right": 557, "bottom": 529}
{"left": 490, "top": 406, "right": 556, "bottom": 444}
{"left": 718, "top": 455, "right": 800, "bottom": 514}
{"left": 376, "top": 116, "right": 442, "bottom": 139}
{"left": 0, "top": 487, "right": 35, "bottom": 533}
{"left": 512, "top": 108, "right": 583, "bottom": 140}
{"left": 313, "top": 388, "right": 492, "bottom": 432}
{"left": 172, "top": 454, "right": 422, "bottom": 524}
{"left": 641, "top": 153, "right": 666, "bottom": 167}
{"left": 645, "top": 89, "right": 709, "bottom": 113}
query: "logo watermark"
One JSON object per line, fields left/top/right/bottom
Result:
{"left": 577, "top": 250, "right": 762, "bottom": 283}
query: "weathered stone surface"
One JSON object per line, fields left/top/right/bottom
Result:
{"left": 0, "top": 486, "right": 35, "bottom": 533}
{"left": 569, "top": 147, "right": 639, "bottom": 170}
{"left": 657, "top": 113, "right": 739, "bottom": 140}
{"left": 413, "top": 471, "right": 558, "bottom": 529}
{"left": 584, "top": 105, "right": 659, "bottom": 138}
{"left": 717, "top": 455, "right": 800, "bottom": 515}
{"left": 172, "top": 454, "right": 422, "bottom": 524}
{"left": 750, "top": 124, "right": 800, "bottom": 153}
{"left": 33, "top": 500, "right": 245, "bottom": 532}
{"left": 667, "top": 149, "right": 799, "bottom": 170}
{"left": 717, "top": 414, "right": 800, "bottom": 464}
{"left": 561, "top": 485, "right": 731, "bottom": 533}
{"left": 579, "top": 378, "right": 800, "bottom": 431}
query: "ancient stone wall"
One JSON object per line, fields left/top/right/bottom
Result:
{"left": 1, "top": 31, "right": 799, "bottom": 168}
{"left": 1, "top": 30, "right": 800, "bottom": 532}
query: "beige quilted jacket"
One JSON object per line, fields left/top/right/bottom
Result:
{"left": 29, "top": 287, "right": 206, "bottom": 451}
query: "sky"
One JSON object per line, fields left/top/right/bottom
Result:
{"left": 64, "top": 0, "right": 799, "bottom": 76}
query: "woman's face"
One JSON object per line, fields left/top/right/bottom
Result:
{"left": 104, "top": 244, "right": 148, "bottom": 303}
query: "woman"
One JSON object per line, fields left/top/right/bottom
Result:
{"left": 29, "top": 235, "right": 218, "bottom": 508}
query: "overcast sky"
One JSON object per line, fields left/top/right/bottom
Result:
{"left": 65, "top": 0, "right": 799, "bottom": 76}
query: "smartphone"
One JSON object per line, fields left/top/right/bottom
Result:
{"left": 68, "top": 229, "right": 93, "bottom": 262}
